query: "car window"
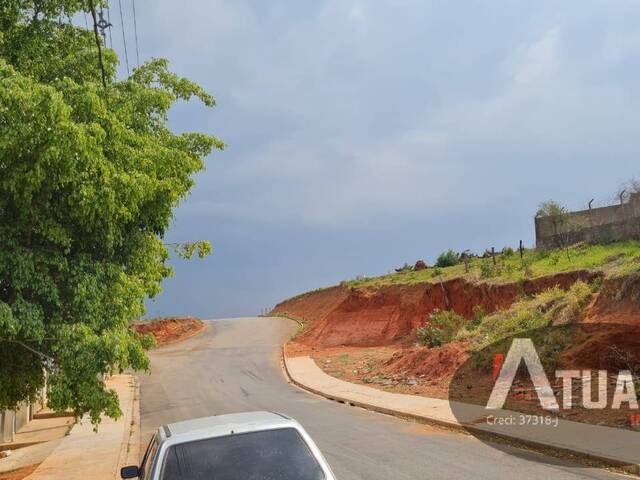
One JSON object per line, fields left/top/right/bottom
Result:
{"left": 141, "top": 434, "right": 160, "bottom": 479}
{"left": 161, "top": 428, "right": 325, "bottom": 480}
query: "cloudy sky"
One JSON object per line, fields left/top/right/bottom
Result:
{"left": 109, "top": 1, "right": 640, "bottom": 318}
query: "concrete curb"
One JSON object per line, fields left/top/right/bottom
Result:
{"left": 281, "top": 344, "right": 466, "bottom": 433}
{"left": 281, "top": 345, "right": 640, "bottom": 476}
{"left": 114, "top": 376, "right": 140, "bottom": 478}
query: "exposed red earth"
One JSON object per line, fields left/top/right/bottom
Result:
{"left": 131, "top": 317, "right": 205, "bottom": 347}
{"left": 274, "top": 272, "right": 640, "bottom": 429}
{"left": 275, "top": 271, "right": 600, "bottom": 348}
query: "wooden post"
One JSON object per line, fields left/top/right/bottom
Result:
{"left": 491, "top": 247, "right": 496, "bottom": 265}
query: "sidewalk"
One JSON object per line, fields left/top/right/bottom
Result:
{"left": 284, "top": 352, "right": 640, "bottom": 475}
{"left": 26, "top": 375, "right": 140, "bottom": 480}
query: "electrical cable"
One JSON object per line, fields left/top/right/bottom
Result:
{"left": 132, "top": 0, "right": 140, "bottom": 67}
{"left": 117, "top": 0, "right": 130, "bottom": 76}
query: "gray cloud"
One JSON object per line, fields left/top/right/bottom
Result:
{"left": 129, "top": 0, "right": 640, "bottom": 317}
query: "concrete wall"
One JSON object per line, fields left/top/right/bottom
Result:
{"left": 0, "top": 411, "right": 15, "bottom": 443}
{"left": 14, "top": 402, "right": 30, "bottom": 433}
{"left": 536, "top": 193, "right": 640, "bottom": 249}
{"left": 0, "top": 382, "right": 47, "bottom": 443}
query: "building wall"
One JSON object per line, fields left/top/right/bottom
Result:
{"left": 535, "top": 193, "right": 640, "bottom": 249}
{"left": 0, "top": 382, "right": 47, "bottom": 443}
{"left": 14, "top": 402, "right": 30, "bottom": 433}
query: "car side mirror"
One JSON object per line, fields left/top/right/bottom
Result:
{"left": 121, "top": 465, "right": 140, "bottom": 479}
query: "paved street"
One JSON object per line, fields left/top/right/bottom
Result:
{"left": 140, "top": 317, "right": 623, "bottom": 480}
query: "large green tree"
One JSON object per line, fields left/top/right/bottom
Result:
{"left": 0, "top": 1, "right": 223, "bottom": 423}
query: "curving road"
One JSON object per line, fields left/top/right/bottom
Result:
{"left": 139, "top": 317, "right": 622, "bottom": 480}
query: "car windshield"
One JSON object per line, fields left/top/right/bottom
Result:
{"left": 160, "top": 428, "right": 325, "bottom": 480}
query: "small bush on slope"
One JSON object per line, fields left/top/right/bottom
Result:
{"left": 417, "top": 309, "right": 467, "bottom": 347}
{"left": 435, "top": 250, "right": 459, "bottom": 268}
{"left": 455, "top": 281, "right": 598, "bottom": 370}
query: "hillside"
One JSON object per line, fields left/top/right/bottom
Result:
{"left": 271, "top": 241, "right": 640, "bottom": 429}
{"left": 273, "top": 241, "right": 640, "bottom": 346}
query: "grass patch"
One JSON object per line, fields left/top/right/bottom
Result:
{"left": 346, "top": 240, "right": 640, "bottom": 289}
{"left": 455, "top": 280, "right": 599, "bottom": 370}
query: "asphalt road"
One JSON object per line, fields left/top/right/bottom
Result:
{"left": 140, "top": 317, "right": 623, "bottom": 480}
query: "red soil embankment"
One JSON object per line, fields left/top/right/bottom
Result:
{"left": 585, "top": 273, "right": 640, "bottom": 325}
{"left": 132, "top": 317, "right": 204, "bottom": 347}
{"left": 272, "top": 270, "right": 600, "bottom": 348}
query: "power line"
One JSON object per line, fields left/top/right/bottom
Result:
{"left": 117, "top": 0, "right": 130, "bottom": 76}
{"left": 132, "top": 0, "right": 141, "bottom": 67}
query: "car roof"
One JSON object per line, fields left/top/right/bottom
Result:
{"left": 162, "top": 411, "right": 296, "bottom": 440}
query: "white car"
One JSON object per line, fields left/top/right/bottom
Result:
{"left": 121, "top": 411, "right": 336, "bottom": 480}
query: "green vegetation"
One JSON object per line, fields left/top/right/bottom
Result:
{"left": 435, "top": 249, "right": 459, "bottom": 268}
{"left": 456, "top": 281, "right": 596, "bottom": 348}
{"left": 0, "top": 2, "right": 222, "bottom": 424}
{"left": 536, "top": 200, "right": 583, "bottom": 255}
{"left": 459, "top": 281, "right": 597, "bottom": 369}
{"left": 415, "top": 280, "right": 599, "bottom": 368}
{"left": 417, "top": 309, "right": 466, "bottom": 347}
{"left": 347, "top": 240, "right": 640, "bottom": 288}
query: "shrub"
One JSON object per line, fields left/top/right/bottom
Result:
{"left": 554, "top": 280, "right": 594, "bottom": 324}
{"left": 502, "top": 246, "right": 515, "bottom": 256}
{"left": 521, "top": 258, "right": 533, "bottom": 277}
{"left": 470, "top": 305, "right": 486, "bottom": 328}
{"left": 436, "top": 249, "right": 459, "bottom": 268}
{"left": 417, "top": 309, "right": 467, "bottom": 347}
{"left": 417, "top": 325, "right": 444, "bottom": 347}
{"left": 480, "top": 260, "right": 496, "bottom": 279}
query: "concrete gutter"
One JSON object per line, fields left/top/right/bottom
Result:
{"left": 27, "top": 375, "right": 140, "bottom": 480}
{"left": 282, "top": 346, "right": 640, "bottom": 475}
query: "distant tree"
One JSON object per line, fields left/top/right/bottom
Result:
{"left": 0, "top": 2, "right": 223, "bottom": 424}
{"left": 536, "top": 201, "right": 575, "bottom": 257}
{"left": 435, "top": 250, "right": 459, "bottom": 268}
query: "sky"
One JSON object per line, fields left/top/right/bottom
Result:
{"left": 104, "top": 0, "right": 640, "bottom": 318}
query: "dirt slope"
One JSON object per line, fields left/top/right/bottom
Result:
{"left": 272, "top": 270, "right": 600, "bottom": 348}
{"left": 131, "top": 317, "right": 204, "bottom": 346}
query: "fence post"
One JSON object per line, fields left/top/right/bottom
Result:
{"left": 491, "top": 247, "right": 496, "bottom": 265}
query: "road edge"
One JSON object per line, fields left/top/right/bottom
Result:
{"left": 114, "top": 376, "right": 140, "bottom": 478}
{"left": 281, "top": 343, "right": 639, "bottom": 476}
